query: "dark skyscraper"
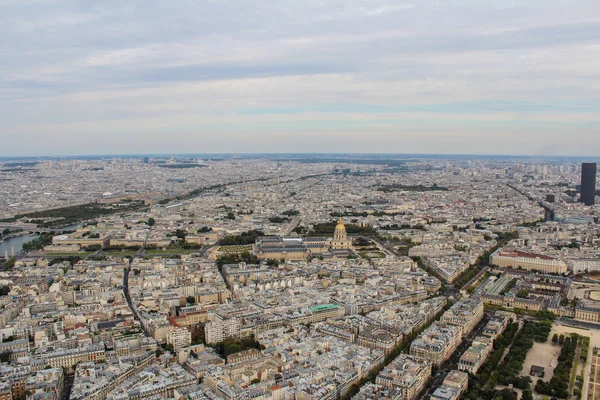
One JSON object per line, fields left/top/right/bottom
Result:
{"left": 580, "top": 163, "right": 597, "bottom": 206}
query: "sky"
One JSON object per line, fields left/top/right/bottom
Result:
{"left": 1, "top": 0, "right": 600, "bottom": 157}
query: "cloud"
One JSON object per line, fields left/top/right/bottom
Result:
{"left": 0, "top": 0, "right": 599, "bottom": 156}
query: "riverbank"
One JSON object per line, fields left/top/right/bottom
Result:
{"left": 0, "top": 233, "right": 41, "bottom": 256}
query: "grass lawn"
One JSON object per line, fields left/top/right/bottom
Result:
{"left": 359, "top": 251, "right": 386, "bottom": 259}
{"left": 144, "top": 249, "right": 194, "bottom": 255}
{"left": 218, "top": 245, "right": 252, "bottom": 254}
{"left": 45, "top": 252, "right": 94, "bottom": 257}
{"left": 102, "top": 250, "right": 139, "bottom": 256}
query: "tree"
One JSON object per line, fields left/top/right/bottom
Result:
{"left": 552, "top": 333, "right": 559, "bottom": 344}
{"left": 494, "top": 334, "right": 504, "bottom": 349}
{"left": 172, "top": 229, "right": 187, "bottom": 239}
{"left": 226, "top": 212, "right": 236, "bottom": 220}
{"left": 240, "top": 251, "right": 258, "bottom": 264}
{"left": 225, "top": 343, "right": 241, "bottom": 355}
{"left": 165, "top": 343, "right": 174, "bottom": 353}
{"left": 268, "top": 216, "right": 289, "bottom": 223}
{"left": 0, "top": 351, "right": 10, "bottom": 363}
{"left": 516, "top": 289, "right": 528, "bottom": 298}
{"left": 535, "top": 310, "right": 556, "bottom": 322}
{"left": 191, "top": 328, "right": 203, "bottom": 345}
{"left": 494, "top": 389, "right": 518, "bottom": 400}
{"left": 19, "top": 390, "right": 32, "bottom": 400}
{"left": 514, "top": 376, "right": 531, "bottom": 390}
{"left": 219, "top": 230, "right": 264, "bottom": 245}
{"left": 3, "top": 258, "right": 16, "bottom": 271}
{"left": 0, "top": 286, "right": 10, "bottom": 296}
{"left": 147, "top": 217, "right": 156, "bottom": 226}
{"left": 282, "top": 210, "right": 299, "bottom": 216}
{"left": 186, "top": 296, "right": 196, "bottom": 305}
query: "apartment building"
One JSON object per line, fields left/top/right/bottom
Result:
{"left": 167, "top": 328, "right": 192, "bottom": 350}
{"left": 431, "top": 370, "right": 469, "bottom": 400}
{"left": 38, "top": 344, "right": 106, "bottom": 371}
{"left": 204, "top": 315, "right": 241, "bottom": 344}
{"left": 410, "top": 322, "right": 462, "bottom": 367}
{"left": 440, "top": 299, "right": 484, "bottom": 337}
{"left": 458, "top": 336, "right": 493, "bottom": 374}
{"left": 376, "top": 354, "right": 432, "bottom": 400}
{"left": 482, "top": 311, "right": 515, "bottom": 339}
{"left": 422, "top": 256, "right": 470, "bottom": 284}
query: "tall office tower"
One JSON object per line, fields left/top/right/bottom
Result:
{"left": 580, "top": 163, "right": 597, "bottom": 206}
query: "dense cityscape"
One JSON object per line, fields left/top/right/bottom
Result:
{"left": 3, "top": 0, "right": 599, "bottom": 398}
{"left": 0, "top": 155, "right": 599, "bottom": 400}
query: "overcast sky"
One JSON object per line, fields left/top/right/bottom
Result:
{"left": 1, "top": 0, "right": 599, "bottom": 156}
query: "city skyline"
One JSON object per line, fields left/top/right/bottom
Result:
{"left": 1, "top": 154, "right": 599, "bottom": 399}
{"left": 2, "top": 0, "right": 600, "bottom": 156}
{"left": 2, "top": 152, "right": 600, "bottom": 162}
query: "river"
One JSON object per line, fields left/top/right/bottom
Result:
{"left": 0, "top": 233, "right": 40, "bottom": 256}
{"left": 0, "top": 223, "right": 83, "bottom": 256}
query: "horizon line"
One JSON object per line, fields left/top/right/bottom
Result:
{"left": 1, "top": 152, "right": 600, "bottom": 160}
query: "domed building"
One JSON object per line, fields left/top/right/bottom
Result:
{"left": 253, "top": 217, "right": 355, "bottom": 261}
{"left": 331, "top": 217, "right": 352, "bottom": 250}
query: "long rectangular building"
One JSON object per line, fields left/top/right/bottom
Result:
{"left": 490, "top": 247, "right": 567, "bottom": 274}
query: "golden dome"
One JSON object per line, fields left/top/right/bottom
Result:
{"left": 334, "top": 217, "right": 348, "bottom": 243}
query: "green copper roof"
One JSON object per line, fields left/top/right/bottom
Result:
{"left": 310, "top": 304, "right": 339, "bottom": 312}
